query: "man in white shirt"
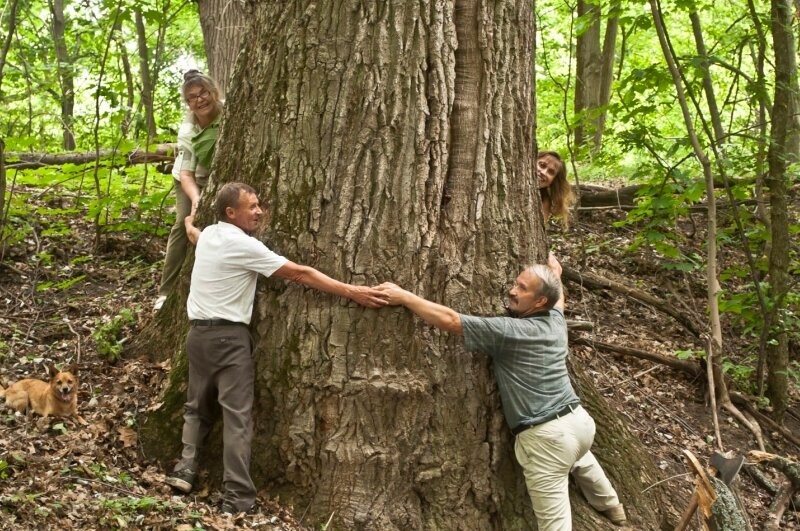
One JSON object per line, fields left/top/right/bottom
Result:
{"left": 165, "top": 182, "right": 387, "bottom": 514}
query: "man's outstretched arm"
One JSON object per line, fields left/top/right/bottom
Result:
{"left": 375, "top": 283, "right": 463, "bottom": 335}
{"left": 273, "top": 262, "right": 387, "bottom": 309}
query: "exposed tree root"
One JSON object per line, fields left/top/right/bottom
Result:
{"left": 748, "top": 451, "right": 800, "bottom": 530}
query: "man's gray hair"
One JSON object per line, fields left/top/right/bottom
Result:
{"left": 525, "top": 264, "right": 562, "bottom": 310}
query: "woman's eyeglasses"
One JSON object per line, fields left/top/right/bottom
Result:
{"left": 186, "top": 89, "right": 210, "bottom": 104}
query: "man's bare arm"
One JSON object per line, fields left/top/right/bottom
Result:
{"left": 375, "top": 283, "right": 463, "bottom": 335}
{"left": 273, "top": 262, "right": 387, "bottom": 309}
{"left": 548, "top": 253, "right": 566, "bottom": 310}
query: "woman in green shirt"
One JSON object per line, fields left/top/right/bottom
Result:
{"left": 155, "top": 70, "right": 223, "bottom": 311}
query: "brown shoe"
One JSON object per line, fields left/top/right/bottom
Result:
{"left": 603, "top": 504, "right": 627, "bottom": 526}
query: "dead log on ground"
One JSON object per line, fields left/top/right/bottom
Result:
{"left": 575, "top": 179, "right": 757, "bottom": 208}
{"left": 571, "top": 336, "right": 703, "bottom": 378}
{"left": 562, "top": 265, "right": 703, "bottom": 336}
{"left": 4, "top": 144, "right": 177, "bottom": 170}
{"left": 748, "top": 451, "right": 800, "bottom": 529}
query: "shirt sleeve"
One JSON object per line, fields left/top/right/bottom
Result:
{"left": 237, "top": 235, "right": 289, "bottom": 277}
{"left": 177, "top": 122, "right": 198, "bottom": 174}
{"left": 179, "top": 146, "right": 198, "bottom": 173}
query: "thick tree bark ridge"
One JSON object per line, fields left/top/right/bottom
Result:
{"left": 138, "top": 1, "right": 672, "bottom": 529}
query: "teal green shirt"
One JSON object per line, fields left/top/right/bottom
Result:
{"left": 460, "top": 308, "right": 579, "bottom": 430}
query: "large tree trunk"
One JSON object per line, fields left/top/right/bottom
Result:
{"left": 138, "top": 0, "right": 672, "bottom": 528}
{"left": 196, "top": 0, "right": 250, "bottom": 95}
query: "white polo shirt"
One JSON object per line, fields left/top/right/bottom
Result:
{"left": 187, "top": 221, "right": 288, "bottom": 324}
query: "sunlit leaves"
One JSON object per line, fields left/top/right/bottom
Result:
{"left": 1, "top": 0, "right": 204, "bottom": 151}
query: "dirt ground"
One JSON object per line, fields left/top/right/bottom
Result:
{"left": 0, "top": 194, "right": 797, "bottom": 530}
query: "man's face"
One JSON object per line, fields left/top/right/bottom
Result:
{"left": 506, "top": 270, "right": 548, "bottom": 317}
{"left": 226, "top": 191, "right": 263, "bottom": 234}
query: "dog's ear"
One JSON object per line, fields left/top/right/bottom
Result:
{"left": 65, "top": 364, "right": 80, "bottom": 377}
{"left": 46, "top": 362, "right": 58, "bottom": 378}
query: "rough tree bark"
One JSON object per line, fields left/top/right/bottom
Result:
{"left": 137, "top": 0, "right": 672, "bottom": 528}
{"left": 196, "top": 0, "right": 250, "bottom": 94}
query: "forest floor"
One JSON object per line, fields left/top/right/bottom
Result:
{"left": 0, "top": 185, "right": 798, "bottom": 530}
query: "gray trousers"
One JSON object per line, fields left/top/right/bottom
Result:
{"left": 175, "top": 323, "right": 256, "bottom": 510}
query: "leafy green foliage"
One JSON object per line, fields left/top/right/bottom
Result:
{"left": 535, "top": 0, "right": 799, "bottom": 398}
{"left": 0, "top": 0, "right": 204, "bottom": 151}
{"left": 675, "top": 349, "right": 706, "bottom": 361}
{"left": 92, "top": 308, "right": 136, "bottom": 361}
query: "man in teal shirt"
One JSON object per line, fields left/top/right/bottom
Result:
{"left": 376, "top": 254, "right": 627, "bottom": 530}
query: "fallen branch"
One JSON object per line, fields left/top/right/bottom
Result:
{"left": 747, "top": 452, "right": 800, "bottom": 489}
{"left": 562, "top": 265, "right": 703, "bottom": 336}
{"left": 766, "top": 485, "right": 794, "bottom": 530}
{"left": 730, "top": 392, "right": 800, "bottom": 449}
{"left": 748, "top": 451, "right": 800, "bottom": 530}
{"left": 743, "top": 463, "right": 800, "bottom": 511}
{"left": 4, "top": 144, "right": 177, "bottom": 170}
{"left": 720, "top": 400, "right": 765, "bottom": 451}
{"left": 571, "top": 336, "right": 703, "bottom": 377}
{"left": 575, "top": 178, "right": 756, "bottom": 208}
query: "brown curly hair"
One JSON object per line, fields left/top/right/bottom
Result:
{"left": 537, "top": 151, "right": 575, "bottom": 227}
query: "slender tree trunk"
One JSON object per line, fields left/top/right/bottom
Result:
{"left": 138, "top": 0, "right": 672, "bottom": 528}
{"left": 135, "top": 10, "right": 157, "bottom": 140}
{"left": 592, "top": 1, "right": 618, "bottom": 149}
{"left": 114, "top": 20, "right": 135, "bottom": 137}
{"left": 49, "top": 0, "right": 76, "bottom": 150}
{"left": 574, "top": 0, "right": 618, "bottom": 154}
{"left": 196, "top": 0, "right": 250, "bottom": 94}
{"left": 649, "top": 0, "right": 726, "bottom": 445}
{"left": 746, "top": 0, "right": 774, "bottom": 393}
{"left": 0, "top": 139, "right": 5, "bottom": 237}
{"left": 764, "top": 0, "right": 799, "bottom": 422}
{"left": 574, "top": 0, "right": 600, "bottom": 151}
{"left": 0, "top": 0, "right": 20, "bottom": 94}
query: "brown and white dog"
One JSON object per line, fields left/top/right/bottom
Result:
{"left": 0, "top": 363, "right": 87, "bottom": 425}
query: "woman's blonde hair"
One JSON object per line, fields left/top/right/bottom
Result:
{"left": 538, "top": 150, "right": 575, "bottom": 227}
{"left": 181, "top": 70, "right": 223, "bottom": 118}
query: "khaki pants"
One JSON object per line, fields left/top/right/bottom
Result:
{"left": 175, "top": 323, "right": 256, "bottom": 510}
{"left": 514, "top": 405, "right": 620, "bottom": 531}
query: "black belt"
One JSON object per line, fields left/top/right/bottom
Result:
{"left": 189, "top": 319, "right": 247, "bottom": 327}
{"left": 512, "top": 402, "right": 580, "bottom": 436}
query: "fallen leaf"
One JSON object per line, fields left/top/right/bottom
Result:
{"left": 118, "top": 426, "right": 138, "bottom": 447}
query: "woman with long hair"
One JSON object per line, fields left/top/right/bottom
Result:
{"left": 536, "top": 150, "right": 575, "bottom": 227}
{"left": 155, "top": 70, "right": 224, "bottom": 311}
